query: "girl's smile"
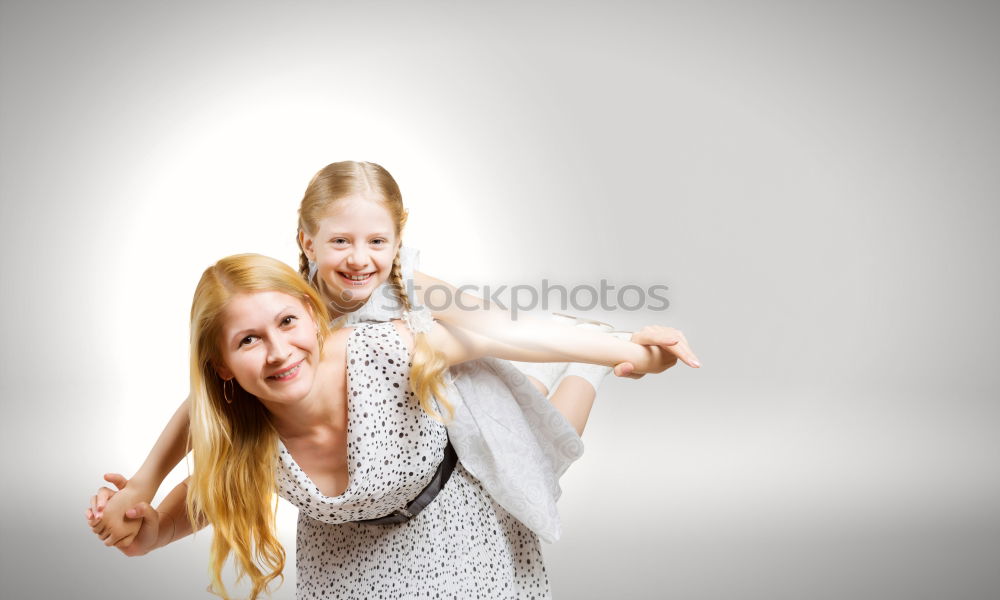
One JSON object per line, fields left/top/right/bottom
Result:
{"left": 337, "top": 271, "right": 376, "bottom": 286}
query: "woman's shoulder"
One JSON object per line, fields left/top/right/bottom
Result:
{"left": 328, "top": 324, "right": 356, "bottom": 345}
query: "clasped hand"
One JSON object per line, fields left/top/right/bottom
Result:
{"left": 613, "top": 325, "right": 700, "bottom": 378}
{"left": 85, "top": 474, "right": 161, "bottom": 556}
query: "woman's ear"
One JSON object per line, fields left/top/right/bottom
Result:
{"left": 299, "top": 230, "right": 316, "bottom": 261}
{"left": 213, "top": 361, "right": 234, "bottom": 381}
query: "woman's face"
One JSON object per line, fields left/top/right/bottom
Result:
{"left": 214, "top": 290, "right": 321, "bottom": 405}
{"left": 301, "top": 195, "right": 400, "bottom": 315}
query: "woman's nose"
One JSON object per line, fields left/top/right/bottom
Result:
{"left": 266, "top": 336, "right": 292, "bottom": 364}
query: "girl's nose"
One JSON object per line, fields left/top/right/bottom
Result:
{"left": 346, "top": 245, "right": 369, "bottom": 269}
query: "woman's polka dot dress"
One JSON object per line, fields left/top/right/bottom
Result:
{"left": 276, "top": 321, "right": 552, "bottom": 599}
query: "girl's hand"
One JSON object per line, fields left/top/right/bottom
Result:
{"left": 620, "top": 326, "right": 700, "bottom": 376}
{"left": 86, "top": 501, "right": 166, "bottom": 557}
{"left": 87, "top": 473, "right": 152, "bottom": 548}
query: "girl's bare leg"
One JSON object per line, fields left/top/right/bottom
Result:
{"left": 547, "top": 376, "right": 598, "bottom": 436}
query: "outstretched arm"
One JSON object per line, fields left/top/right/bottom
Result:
{"left": 132, "top": 397, "right": 192, "bottom": 492}
{"left": 90, "top": 398, "right": 192, "bottom": 543}
{"left": 427, "top": 319, "right": 687, "bottom": 375}
{"left": 414, "top": 271, "right": 700, "bottom": 369}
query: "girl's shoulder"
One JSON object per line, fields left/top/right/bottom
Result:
{"left": 337, "top": 320, "right": 415, "bottom": 357}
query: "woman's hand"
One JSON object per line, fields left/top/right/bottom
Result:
{"left": 617, "top": 326, "right": 700, "bottom": 377}
{"left": 86, "top": 473, "right": 153, "bottom": 549}
{"left": 86, "top": 499, "right": 167, "bottom": 557}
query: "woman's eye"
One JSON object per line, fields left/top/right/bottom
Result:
{"left": 281, "top": 315, "right": 298, "bottom": 326}
{"left": 239, "top": 335, "right": 258, "bottom": 347}
{"left": 371, "top": 238, "right": 386, "bottom": 246}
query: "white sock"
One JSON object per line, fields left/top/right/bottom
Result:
{"left": 558, "top": 363, "right": 613, "bottom": 393}
{"left": 509, "top": 360, "right": 567, "bottom": 393}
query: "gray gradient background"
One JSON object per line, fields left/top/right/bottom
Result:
{"left": 2, "top": 1, "right": 998, "bottom": 598}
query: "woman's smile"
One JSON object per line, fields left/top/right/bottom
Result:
{"left": 268, "top": 359, "right": 304, "bottom": 381}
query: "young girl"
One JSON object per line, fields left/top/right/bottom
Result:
{"left": 88, "top": 161, "right": 699, "bottom": 555}
{"left": 88, "top": 253, "right": 686, "bottom": 599}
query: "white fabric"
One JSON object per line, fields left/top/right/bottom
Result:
{"left": 279, "top": 322, "right": 549, "bottom": 597}
{"left": 331, "top": 246, "right": 583, "bottom": 542}
{"left": 445, "top": 358, "right": 584, "bottom": 542}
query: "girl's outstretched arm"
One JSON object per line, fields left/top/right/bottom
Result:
{"left": 427, "top": 319, "right": 690, "bottom": 375}
{"left": 414, "top": 271, "right": 700, "bottom": 369}
{"left": 90, "top": 398, "right": 192, "bottom": 543}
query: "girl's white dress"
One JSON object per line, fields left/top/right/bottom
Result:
{"left": 276, "top": 248, "right": 583, "bottom": 598}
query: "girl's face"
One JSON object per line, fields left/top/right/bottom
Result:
{"left": 214, "top": 291, "right": 321, "bottom": 406}
{"left": 301, "top": 195, "right": 400, "bottom": 315}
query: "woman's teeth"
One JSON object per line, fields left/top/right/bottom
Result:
{"left": 270, "top": 363, "right": 301, "bottom": 380}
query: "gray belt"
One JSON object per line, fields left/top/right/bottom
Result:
{"left": 357, "top": 439, "right": 459, "bottom": 525}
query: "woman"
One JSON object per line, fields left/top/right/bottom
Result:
{"left": 89, "top": 253, "right": 683, "bottom": 599}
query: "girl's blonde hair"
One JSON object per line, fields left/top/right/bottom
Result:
{"left": 296, "top": 160, "right": 453, "bottom": 422}
{"left": 186, "top": 253, "right": 331, "bottom": 599}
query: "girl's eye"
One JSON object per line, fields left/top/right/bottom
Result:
{"left": 239, "top": 335, "right": 258, "bottom": 347}
{"left": 281, "top": 315, "right": 298, "bottom": 326}
{"left": 371, "top": 238, "right": 386, "bottom": 246}
{"left": 331, "top": 238, "right": 348, "bottom": 245}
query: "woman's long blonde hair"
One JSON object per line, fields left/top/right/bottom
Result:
{"left": 186, "top": 253, "right": 331, "bottom": 600}
{"left": 297, "top": 160, "right": 453, "bottom": 422}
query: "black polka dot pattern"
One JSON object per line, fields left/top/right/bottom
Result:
{"left": 277, "top": 322, "right": 551, "bottom": 598}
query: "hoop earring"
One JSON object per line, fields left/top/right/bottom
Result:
{"left": 223, "top": 378, "right": 234, "bottom": 404}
